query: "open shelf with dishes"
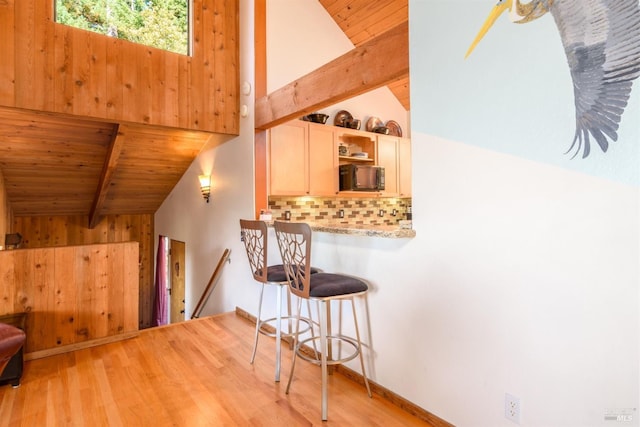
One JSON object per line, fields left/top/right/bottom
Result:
{"left": 337, "top": 130, "right": 377, "bottom": 165}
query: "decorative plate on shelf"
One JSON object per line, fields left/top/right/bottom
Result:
{"left": 365, "top": 117, "right": 383, "bottom": 132}
{"left": 334, "top": 110, "right": 353, "bottom": 127}
{"left": 385, "top": 120, "right": 402, "bottom": 137}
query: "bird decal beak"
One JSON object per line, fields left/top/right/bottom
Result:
{"left": 465, "top": 0, "right": 512, "bottom": 58}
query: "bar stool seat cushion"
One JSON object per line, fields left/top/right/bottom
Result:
{"left": 264, "top": 264, "right": 319, "bottom": 283}
{"left": 309, "top": 273, "right": 368, "bottom": 298}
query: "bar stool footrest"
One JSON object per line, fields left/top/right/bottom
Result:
{"left": 258, "top": 316, "right": 314, "bottom": 339}
{"left": 295, "top": 335, "right": 360, "bottom": 365}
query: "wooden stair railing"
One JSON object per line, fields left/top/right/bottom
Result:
{"left": 191, "top": 249, "right": 231, "bottom": 319}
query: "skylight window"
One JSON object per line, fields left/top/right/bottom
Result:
{"left": 55, "top": 0, "right": 190, "bottom": 56}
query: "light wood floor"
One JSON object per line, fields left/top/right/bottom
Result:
{"left": 0, "top": 312, "right": 436, "bottom": 426}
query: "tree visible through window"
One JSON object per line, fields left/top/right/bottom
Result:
{"left": 55, "top": 0, "right": 190, "bottom": 55}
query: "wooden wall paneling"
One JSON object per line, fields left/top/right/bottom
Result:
{"left": 201, "top": 0, "right": 214, "bottom": 130}
{"left": 49, "top": 215, "right": 67, "bottom": 247}
{"left": 4, "top": 0, "right": 239, "bottom": 134}
{"left": 165, "top": 53, "right": 180, "bottom": 128}
{"left": 151, "top": 48, "right": 166, "bottom": 125}
{"left": 53, "top": 246, "right": 77, "bottom": 348}
{"left": 75, "top": 245, "right": 94, "bottom": 345}
{"left": 138, "top": 215, "right": 153, "bottom": 329}
{"left": 124, "top": 241, "right": 141, "bottom": 331}
{"left": 106, "top": 37, "right": 123, "bottom": 120}
{"left": 0, "top": 170, "right": 8, "bottom": 239}
{"left": 0, "top": 0, "right": 16, "bottom": 104}
{"left": 32, "top": 216, "right": 49, "bottom": 247}
{"left": 178, "top": 56, "right": 191, "bottom": 129}
{"left": 95, "top": 245, "right": 111, "bottom": 338}
{"left": 85, "top": 32, "right": 108, "bottom": 118}
{"left": 105, "top": 215, "right": 121, "bottom": 243}
{"left": 71, "top": 28, "right": 91, "bottom": 116}
{"left": 55, "top": 24, "right": 75, "bottom": 115}
{"left": 80, "top": 219, "right": 103, "bottom": 245}
{"left": 190, "top": 0, "right": 204, "bottom": 129}
{"left": 0, "top": 251, "right": 16, "bottom": 313}
{"left": 135, "top": 47, "right": 153, "bottom": 124}
{"left": 0, "top": 242, "right": 140, "bottom": 356}
{"left": 12, "top": 247, "right": 31, "bottom": 314}
{"left": 31, "top": 249, "right": 56, "bottom": 351}
{"left": 33, "top": 1, "right": 55, "bottom": 111}
{"left": 225, "top": 0, "right": 240, "bottom": 134}
{"left": 11, "top": 214, "right": 154, "bottom": 329}
{"left": 67, "top": 216, "right": 87, "bottom": 246}
{"left": 205, "top": 0, "right": 238, "bottom": 133}
{"left": 120, "top": 41, "right": 137, "bottom": 125}
{"left": 107, "top": 243, "right": 125, "bottom": 336}
{"left": 13, "top": 0, "right": 35, "bottom": 110}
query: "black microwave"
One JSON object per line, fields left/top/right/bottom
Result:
{"left": 339, "top": 164, "right": 385, "bottom": 191}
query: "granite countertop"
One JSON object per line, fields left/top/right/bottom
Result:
{"left": 266, "top": 220, "right": 415, "bottom": 239}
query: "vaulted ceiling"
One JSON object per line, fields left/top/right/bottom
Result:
{"left": 0, "top": 0, "right": 408, "bottom": 226}
{"left": 319, "top": 0, "right": 409, "bottom": 110}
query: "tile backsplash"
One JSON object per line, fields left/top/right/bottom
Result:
{"left": 267, "top": 196, "right": 412, "bottom": 226}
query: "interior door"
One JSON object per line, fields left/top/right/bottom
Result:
{"left": 169, "top": 239, "right": 186, "bottom": 323}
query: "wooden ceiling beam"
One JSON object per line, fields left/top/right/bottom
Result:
{"left": 254, "top": 21, "right": 408, "bottom": 130}
{"left": 88, "top": 124, "right": 123, "bottom": 229}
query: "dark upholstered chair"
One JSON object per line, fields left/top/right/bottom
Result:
{"left": 273, "top": 221, "right": 371, "bottom": 421}
{"left": 0, "top": 323, "right": 25, "bottom": 377}
{"left": 239, "top": 219, "right": 316, "bottom": 382}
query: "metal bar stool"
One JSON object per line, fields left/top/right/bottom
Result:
{"left": 273, "top": 220, "right": 372, "bottom": 421}
{"left": 239, "top": 219, "right": 316, "bottom": 382}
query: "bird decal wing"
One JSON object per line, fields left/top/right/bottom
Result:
{"left": 466, "top": 0, "right": 640, "bottom": 158}
{"left": 552, "top": 0, "right": 640, "bottom": 157}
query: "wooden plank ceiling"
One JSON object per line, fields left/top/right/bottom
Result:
{"left": 0, "top": 107, "right": 218, "bottom": 224}
{"left": 0, "top": 0, "right": 408, "bottom": 224}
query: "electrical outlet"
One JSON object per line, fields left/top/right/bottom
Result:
{"left": 505, "top": 393, "right": 520, "bottom": 424}
{"left": 339, "top": 209, "right": 344, "bottom": 218}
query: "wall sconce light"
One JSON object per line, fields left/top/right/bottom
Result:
{"left": 198, "top": 174, "right": 211, "bottom": 203}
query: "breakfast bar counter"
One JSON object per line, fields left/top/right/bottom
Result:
{"left": 266, "top": 221, "right": 415, "bottom": 239}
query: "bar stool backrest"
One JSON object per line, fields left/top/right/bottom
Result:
{"left": 273, "top": 221, "right": 313, "bottom": 299}
{"left": 239, "top": 219, "right": 269, "bottom": 284}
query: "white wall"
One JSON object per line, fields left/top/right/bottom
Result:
{"left": 155, "top": 1, "right": 640, "bottom": 426}
{"left": 408, "top": 1, "right": 640, "bottom": 426}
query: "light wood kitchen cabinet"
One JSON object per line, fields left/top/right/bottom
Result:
{"left": 376, "top": 134, "right": 399, "bottom": 196}
{"left": 398, "top": 137, "right": 412, "bottom": 197}
{"left": 308, "top": 124, "right": 338, "bottom": 195}
{"left": 268, "top": 120, "right": 337, "bottom": 196}
{"left": 375, "top": 134, "right": 412, "bottom": 197}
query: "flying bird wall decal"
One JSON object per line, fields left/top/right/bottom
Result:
{"left": 466, "top": 0, "right": 640, "bottom": 158}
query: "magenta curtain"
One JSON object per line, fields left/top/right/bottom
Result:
{"left": 152, "top": 235, "right": 169, "bottom": 326}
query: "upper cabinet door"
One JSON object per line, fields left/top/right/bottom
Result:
{"left": 308, "top": 124, "right": 338, "bottom": 196}
{"left": 376, "top": 135, "right": 399, "bottom": 196}
{"left": 269, "top": 121, "right": 308, "bottom": 196}
{"left": 398, "top": 137, "right": 412, "bottom": 197}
